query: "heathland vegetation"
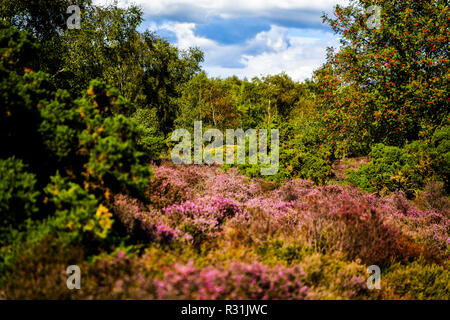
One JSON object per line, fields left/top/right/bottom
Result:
{"left": 0, "top": 0, "right": 448, "bottom": 299}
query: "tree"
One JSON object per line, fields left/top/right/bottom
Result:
{"left": 61, "top": 4, "right": 203, "bottom": 134}
{"left": 176, "top": 74, "right": 240, "bottom": 131}
{"left": 0, "top": 0, "right": 91, "bottom": 85}
{"left": 2, "top": 1, "right": 204, "bottom": 134}
{"left": 261, "top": 73, "right": 303, "bottom": 120}
{"left": 314, "top": 0, "right": 448, "bottom": 149}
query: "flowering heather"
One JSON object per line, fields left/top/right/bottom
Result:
{"left": 6, "top": 162, "right": 447, "bottom": 299}
{"left": 162, "top": 195, "right": 242, "bottom": 243}
{"left": 115, "top": 163, "right": 449, "bottom": 267}
{"left": 155, "top": 261, "right": 310, "bottom": 300}
{"left": 112, "top": 194, "right": 182, "bottom": 243}
{"left": 146, "top": 163, "right": 207, "bottom": 208}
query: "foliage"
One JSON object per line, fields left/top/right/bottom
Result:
{"left": 1, "top": 0, "right": 449, "bottom": 301}
{"left": 43, "top": 174, "right": 113, "bottom": 243}
{"left": 384, "top": 260, "right": 450, "bottom": 299}
{"left": 0, "top": 157, "right": 39, "bottom": 241}
{"left": 0, "top": 21, "right": 152, "bottom": 276}
{"left": 1, "top": 161, "right": 448, "bottom": 299}
{"left": 61, "top": 3, "right": 203, "bottom": 133}
{"left": 347, "top": 126, "right": 449, "bottom": 196}
{"left": 176, "top": 72, "right": 310, "bottom": 132}
{"left": 315, "top": 0, "right": 449, "bottom": 149}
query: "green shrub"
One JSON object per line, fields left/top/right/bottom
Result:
{"left": 347, "top": 122, "right": 449, "bottom": 196}
{"left": 132, "top": 108, "right": 165, "bottom": 158}
{"left": 347, "top": 143, "right": 429, "bottom": 197}
{"left": 430, "top": 124, "right": 450, "bottom": 191}
{"left": 384, "top": 260, "right": 450, "bottom": 300}
{"left": 278, "top": 122, "right": 334, "bottom": 184}
{"left": 0, "top": 157, "right": 39, "bottom": 241}
{"left": 235, "top": 122, "right": 334, "bottom": 184}
{"left": 0, "top": 22, "right": 154, "bottom": 270}
{"left": 43, "top": 174, "right": 114, "bottom": 244}
{"left": 78, "top": 113, "right": 153, "bottom": 198}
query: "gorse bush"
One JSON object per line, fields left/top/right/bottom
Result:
{"left": 347, "top": 124, "right": 449, "bottom": 197}
{"left": 43, "top": 174, "right": 114, "bottom": 243}
{"left": 0, "top": 21, "right": 153, "bottom": 273}
{"left": 0, "top": 157, "right": 39, "bottom": 241}
{"left": 279, "top": 123, "right": 334, "bottom": 184}
{"left": 347, "top": 143, "right": 428, "bottom": 196}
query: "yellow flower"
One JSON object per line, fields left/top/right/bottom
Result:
{"left": 95, "top": 204, "right": 111, "bottom": 218}
{"left": 87, "top": 87, "right": 95, "bottom": 96}
{"left": 84, "top": 219, "right": 95, "bottom": 231}
{"left": 95, "top": 204, "right": 113, "bottom": 238}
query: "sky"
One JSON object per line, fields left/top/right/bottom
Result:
{"left": 95, "top": 0, "right": 350, "bottom": 81}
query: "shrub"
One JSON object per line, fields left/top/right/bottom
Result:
{"left": 146, "top": 164, "right": 204, "bottom": 208}
{"left": 384, "top": 260, "right": 450, "bottom": 300}
{"left": 113, "top": 194, "right": 182, "bottom": 244}
{"left": 81, "top": 249, "right": 156, "bottom": 299}
{"left": 132, "top": 107, "right": 165, "bottom": 158}
{"left": 297, "top": 193, "right": 423, "bottom": 266}
{"left": 228, "top": 182, "right": 429, "bottom": 266}
{"left": 417, "top": 181, "right": 449, "bottom": 216}
{"left": 299, "top": 253, "right": 370, "bottom": 300}
{"left": 430, "top": 123, "right": 450, "bottom": 191}
{"left": 0, "top": 157, "right": 39, "bottom": 240}
{"left": 0, "top": 237, "right": 86, "bottom": 300}
{"left": 347, "top": 143, "right": 429, "bottom": 196}
{"left": 78, "top": 113, "right": 153, "bottom": 198}
{"left": 163, "top": 195, "right": 241, "bottom": 245}
{"left": 0, "top": 22, "right": 155, "bottom": 269}
{"left": 156, "top": 261, "right": 310, "bottom": 300}
{"left": 42, "top": 174, "right": 114, "bottom": 244}
{"left": 347, "top": 125, "right": 449, "bottom": 197}
{"left": 237, "top": 122, "right": 334, "bottom": 184}
{"left": 114, "top": 192, "right": 241, "bottom": 246}
{"left": 256, "top": 240, "right": 310, "bottom": 266}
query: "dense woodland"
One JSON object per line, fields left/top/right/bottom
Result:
{"left": 0, "top": 0, "right": 448, "bottom": 299}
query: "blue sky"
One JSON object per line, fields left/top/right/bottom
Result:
{"left": 96, "top": 0, "right": 349, "bottom": 81}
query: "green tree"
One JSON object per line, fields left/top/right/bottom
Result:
{"left": 176, "top": 73, "right": 240, "bottom": 131}
{"left": 314, "top": 0, "right": 448, "bottom": 149}
{"left": 0, "top": 0, "right": 90, "bottom": 86}
{"left": 261, "top": 73, "right": 303, "bottom": 120}
{"left": 62, "top": 4, "right": 203, "bottom": 133}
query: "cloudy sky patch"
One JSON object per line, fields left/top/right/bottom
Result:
{"left": 95, "top": 0, "right": 348, "bottom": 81}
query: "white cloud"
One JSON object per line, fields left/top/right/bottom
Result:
{"left": 248, "top": 25, "right": 288, "bottom": 52}
{"left": 98, "top": 0, "right": 349, "bottom": 13}
{"left": 95, "top": 0, "right": 349, "bottom": 24}
{"left": 94, "top": 0, "right": 345, "bottom": 80}
{"left": 160, "top": 22, "right": 216, "bottom": 50}
{"left": 154, "top": 23, "right": 339, "bottom": 81}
